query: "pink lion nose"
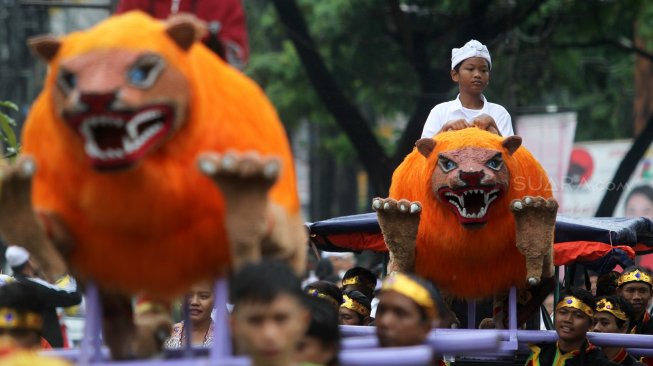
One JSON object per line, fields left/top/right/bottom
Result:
{"left": 78, "top": 92, "right": 117, "bottom": 113}
{"left": 459, "top": 170, "right": 484, "bottom": 186}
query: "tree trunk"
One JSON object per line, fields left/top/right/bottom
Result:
{"left": 269, "top": 0, "right": 393, "bottom": 197}
{"left": 634, "top": 18, "right": 653, "bottom": 136}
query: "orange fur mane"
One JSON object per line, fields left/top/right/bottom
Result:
{"left": 22, "top": 12, "right": 299, "bottom": 297}
{"left": 390, "top": 128, "right": 552, "bottom": 298}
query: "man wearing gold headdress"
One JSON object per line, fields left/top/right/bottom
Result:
{"left": 0, "top": 282, "right": 72, "bottom": 365}
{"left": 339, "top": 290, "right": 371, "bottom": 326}
{"left": 617, "top": 267, "right": 653, "bottom": 366}
{"left": 375, "top": 272, "right": 448, "bottom": 366}
{"left": 616, "top": 267, "right": 653, "bottom": 336}
{"left": 525, "top": 287, "right": 618, "bottom": 366}
{"left": 592, "top": 295, "right": 644, "bottom": 365}
{"left": 342, "top": 267, "right": 377, "bottom": 300}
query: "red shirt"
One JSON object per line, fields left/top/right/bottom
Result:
{"left": 115, "top": 0, "right": 249, "bottom": 67}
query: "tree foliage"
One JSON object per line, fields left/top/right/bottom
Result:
{"left": 245, "top": 0, "right": 651, "bottom": 214}
{"left": 0, "top": 101, "right": 19, "bottom": 160}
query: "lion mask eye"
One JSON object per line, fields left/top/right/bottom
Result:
{"left": 57, "top": 68, "right": 77, "bottom": 95}
{"left": 127, "top": 54, "right": 166, "bottom": 89}
{"left": 485, "top": 154, "right": 504, "bottom": 171}
{"left": 438, "top": 156, "right": 458, "bottom": 173}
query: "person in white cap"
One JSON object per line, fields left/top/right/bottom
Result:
{"left": 421, "top": 39, "right": 514, "bottom": 139}
{"left": 4, "top": 245, "right": 81, "bottom": 349}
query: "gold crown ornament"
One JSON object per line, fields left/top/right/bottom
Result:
{"left": 342, "top": 276, "right": 375, "bottom": 290}
{"left": 381, "top": 273, "right": 437, "bottom": 320}
{"left": 341, "top": 294, "right": 370, "bottom": 317}
{"left": 556, "top": 296, "right": 593, "bottom": 318}
{"left": 306, "top": 289, "right": 340, "bottom": 308}
{"left": 617, "top": 269, "right": 653, "bottom": 287}
{"left": 595, "top": 298, "right": 628, "bottom": 321}
{"left": 0, "top": 308, "right": 43, "bottom": 330}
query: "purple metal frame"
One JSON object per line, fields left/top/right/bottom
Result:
{"left": 45, "top": 280, "right": 653, "bottom": 365}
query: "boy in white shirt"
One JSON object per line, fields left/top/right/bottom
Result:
{"left": 421, "top": 39, "right": 514, "bottom": 138}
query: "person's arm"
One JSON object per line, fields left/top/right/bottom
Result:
{"left": 29, "top": 276, "right": 82, "bottom": 308}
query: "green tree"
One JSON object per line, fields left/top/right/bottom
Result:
{"left": 0, "top": 101, "right": 19, "bottom": 160}
{"left": 246, "top": 0, "right": 653, "bottom": 215}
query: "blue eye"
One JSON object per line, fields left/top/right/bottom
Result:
{"left": 127, "top": 55, "right": 165, "bottom": 88}
{"left": 439, "top": 158, "right": 457, "bottom": 172}
{"left": 486, "top": 158, "right": 503, "bottom": 170}
{"left": 129, "top": 67, "right": 147, "bottom": 84}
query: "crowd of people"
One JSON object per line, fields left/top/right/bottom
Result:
{"left": 2, "top": 241, "right": 653, "bottom": 366}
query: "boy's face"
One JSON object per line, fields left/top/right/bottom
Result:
{"left": 375, "top": 291, "right": 431, "bottom": 347}
{"left": 451, "top": 57, "right": 490, "bottom": 95}
{"left": 592, "top": 312, "right": 626, "bottom": 334}
{"left": 618, "top": 282, "right": 652, "bottom": 316}
{"left": 555, "top": 306, "right": 591, "bottom": 343}
{"left": 231, "top": 294, "right": 309, "bottom": 366}
{"left": 339, "top": 307, "right": 362, "bottom": 326}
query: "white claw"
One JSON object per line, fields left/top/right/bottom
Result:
{"left": 20, "top": 159, "right": 36, "bottom": 177}
{"left": 221, "top": 155, "right": 236, "bottom": 171}
{"left": 528, "top": 277, "right": 539, "bottom": 286}
{"left": 198, "top": 159, "right": 217, "bottom": 175}
{"left": 512, "top": 201, "right": 523, "bottom": 211}
{"left": 263, "top": 161, "right": 280, "bottom": 179}
{"left": 399, "top": 204, "right": 407, "bottom": 213}
{"left": 410, "top": 203, "right": 421, "bottom": 214}
{"left": 383, "top": 202, "right": 391, "bottom": 210}
{"left": 524, "top": 197, "right": 533, "bottom": 205}
{"left": 373, "top": 200, "right": 382, "bottom": 210}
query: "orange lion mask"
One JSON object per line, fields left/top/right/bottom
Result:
{"left": 376, "top": 128, "right": 557, "bottom": 299}
{"left": 18, "top": 11, "right": 305, "bottom": 297}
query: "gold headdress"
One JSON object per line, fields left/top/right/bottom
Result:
{"left": 341, "top": 294, "right": 370, "bottom": 317}
{"left": 617, "top": 269, "right": 653, "bottom": 287}
{"left": 0, "top": 308, "right": 43, "bottom": 330}
{"left": 306, "top": 288, "right": 340, "bottom": 308}
{"left": 595, "top": 298, "right": 628, "bottom": 321}
{"left": 556, "top": 296, "right": 593, "bottom": 318}
{"left": 381, "top": 273, "right": 437, "bottom": 320}
{"left": 342, "top": 275, "right": 375, "bottom": 290}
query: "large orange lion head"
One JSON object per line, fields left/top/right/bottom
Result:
{"left": 29, "top": 12, "right": 206, "bottom": 170}
{"left": 415, "top": 134, "right": 522, "bottom": 227}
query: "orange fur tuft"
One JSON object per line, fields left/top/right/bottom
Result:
{"left": 390, "top": 128, "right": 552, "bottom": 298}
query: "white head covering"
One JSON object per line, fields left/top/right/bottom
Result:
{"left": 321, "top": 252, "right": 354, "bottom": 260}
{"left": 5, "top": 246, "right": 30, "bottom": 268}
{"left": 451, "top": 39, "right": 492, "bottom": 70}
